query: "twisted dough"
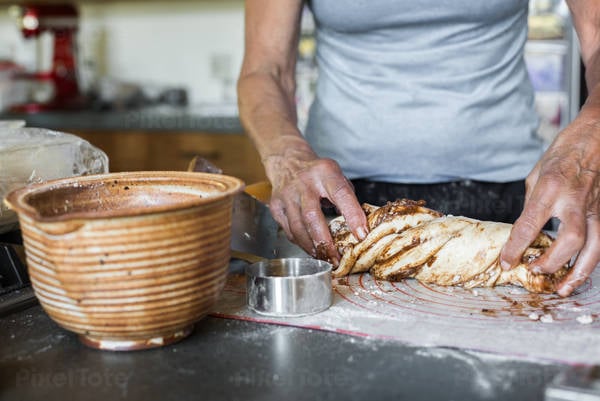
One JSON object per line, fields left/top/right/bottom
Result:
{"left": 329, "top": 199, "right": 570, "bottom": 293}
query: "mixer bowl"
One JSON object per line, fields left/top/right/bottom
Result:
{"left": 4, "top": 171, "right": 244, "bottom": 350}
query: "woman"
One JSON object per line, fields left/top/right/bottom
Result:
{"left": 237, "top": 0, "right": 600, "bottom": 296}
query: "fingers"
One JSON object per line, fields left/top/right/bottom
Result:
{"left": 270, "top": 197, "right": 293, "bottom": 240}
{"left": 531, "top": 208, "right": 586, "bottom": 274}
{"left": 302, "top": 200, "right": 340, "bottom": 265}
{"left": 269, "top": 158, "right": 363, "bottom": 265}
{"left": 322, "top": 173, "right": 368, "bottom": 241}
{"left": 557, "top": 215, "right": 600, "bottom": 297}
{"left": 524, "top": 163, "right": 541, "bottom": 204}
{"left": 284, "top": 197, "right": 318, "bottom": 256}
{"left": 502, "top": 159, "right": 597, "bottom": 294}
{"left": 272, "top": 188, "right": 341, "bottom": 264}
{"left": 500, "top": 183, "right": 555, "bottom": 270}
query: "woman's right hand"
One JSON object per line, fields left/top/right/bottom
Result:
{"left": 238, "top": 0, "right": 368, "bottom": 264}
{"left": 264, "top": 137, "right": 369, "bottom": 265}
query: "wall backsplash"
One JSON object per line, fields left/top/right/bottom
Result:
{"left": 0, "top": 1, "right": 245, "bottom": 105}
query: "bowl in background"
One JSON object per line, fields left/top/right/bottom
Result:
{"left": 4, "top": 171, "right": 244, "bottom": 351}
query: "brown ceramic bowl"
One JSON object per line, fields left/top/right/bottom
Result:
{"left": 4, "top": 171, "right": 244, "bottom": 351}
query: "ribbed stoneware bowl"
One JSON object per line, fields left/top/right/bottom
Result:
{"left": 4, "top": 171, "right": 244, "bottom": 351}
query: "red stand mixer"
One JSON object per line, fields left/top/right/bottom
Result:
{"left": 10, "top": 4, "right": 84, "bottom": 112}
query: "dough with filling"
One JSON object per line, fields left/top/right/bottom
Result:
{"left": 328, "top": 199, "right": 569, "bottom": 293}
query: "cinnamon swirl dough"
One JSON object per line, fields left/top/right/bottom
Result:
{"left": 328, "top": 199, "right": 569, "bottom": 293}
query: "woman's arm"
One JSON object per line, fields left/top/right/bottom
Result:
{"left": 501, "top": 0, "right": 600, "bottom": 296}
{"left": 238, "top": 0, "right": 304, "bottom": 162}
{"left": 238, "top": 0, "right": 368, "bottom": 263}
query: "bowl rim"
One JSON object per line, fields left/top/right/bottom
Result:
{"left": 4, "top": 171, "right": 245, "bottom": 223}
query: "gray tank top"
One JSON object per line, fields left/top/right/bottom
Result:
{"left": 305, "top": 0, "right": 543, "bottom": 183}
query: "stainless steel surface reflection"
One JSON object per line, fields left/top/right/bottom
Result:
{"left": 246, "top": 258, "right": 332, "bottom": 317}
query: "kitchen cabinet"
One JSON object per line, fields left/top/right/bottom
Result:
{"left": 72, "top": 130, "right": 267, "bottom": 185}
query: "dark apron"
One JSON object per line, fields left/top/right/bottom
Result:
{"left": 350, "top": 179, "right": 526, "bottom": 224}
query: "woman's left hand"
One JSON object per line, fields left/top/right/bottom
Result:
{"left": 500, "top": 107, "right": 600, "bottom": 296}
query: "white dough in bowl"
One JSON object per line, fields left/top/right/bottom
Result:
{"left": 0, "top": 126, "right": 109, "bottom": 233}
